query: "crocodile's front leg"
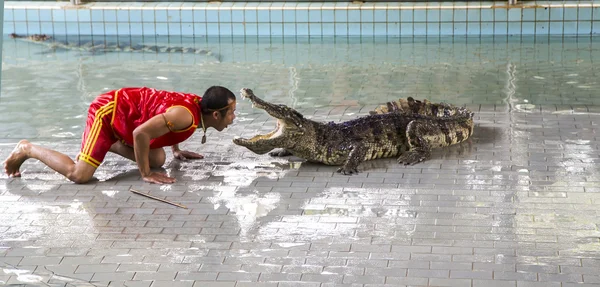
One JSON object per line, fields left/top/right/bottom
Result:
{"left": 336, "top": 143, "right": 367, "bottom": 175}
{"left": 269, "top": 149, "right": 293, "bottom": 157}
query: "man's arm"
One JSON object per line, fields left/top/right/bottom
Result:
{"left": 132, "top": 107, "right": 193, "bottom": 184}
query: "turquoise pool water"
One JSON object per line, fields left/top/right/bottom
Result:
{"left": 1, "top": 35, "right": 599, "bottom": 140}
{"left": 2, "top": 34, "right": 600, "bottom": 287}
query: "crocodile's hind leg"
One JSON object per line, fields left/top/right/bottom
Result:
{"left": 336, "top": 143, "right": 367, "bottom": 175}
{"left": 399, "top": 116, "right": 474, "bottom": 165}
{"left": 397, "top": 120, "right": 441, "bottom": 165}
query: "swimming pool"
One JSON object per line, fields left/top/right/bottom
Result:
{"left": 2, "top": 34, "right": 599, "bottom": 141}
{"left": 2, "top": 34, "right": 600, "bottom": 287}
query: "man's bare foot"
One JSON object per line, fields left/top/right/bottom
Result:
{"left": 4, "top": 140, "right": 31, "bottom": 177}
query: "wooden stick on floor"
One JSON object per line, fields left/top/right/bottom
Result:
{"left": 129, "top": 188, "right": 188, "bottom": 209}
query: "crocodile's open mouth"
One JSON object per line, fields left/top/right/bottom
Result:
{"left": 235, "top": 119, "right": 286, "bottom": 144}
{"left": 233, "top": 88, "right": 304, "bottom": 153}
{"left": 233, "top": 100, "right": 289, "bottom": 147}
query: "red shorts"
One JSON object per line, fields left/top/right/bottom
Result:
{"left": 76, "top": 90, "right": 119, "bottom": 168}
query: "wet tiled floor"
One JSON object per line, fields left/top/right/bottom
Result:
{"left": 1, "top": 35, "right": 600, "bottom": 286}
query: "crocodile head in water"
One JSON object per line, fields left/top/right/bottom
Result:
{"left": 10, "top": 33, "right": 52, "bottom": 42}
{"left": 233, "top": 88, "right": 312, "bottom": 154}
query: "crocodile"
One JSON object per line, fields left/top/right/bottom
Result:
{"left": 233, "top": 88, "right": 475, "bottom": 175}
{"left": 9, "top": 33, "right": 222, "bottom": 61}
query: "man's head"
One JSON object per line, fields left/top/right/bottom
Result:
{"left": 200, "top": 86, "right": 237, "bottom": 131}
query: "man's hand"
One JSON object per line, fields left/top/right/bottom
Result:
{"left": 173, "top": 149, "right": 204, "bottom": 160}
{"left": 142, "top": 171, "right": 176, "bottom": 184}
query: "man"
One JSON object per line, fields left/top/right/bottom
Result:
{"left": 3, "top": 86, "right": 237, "bottom": 184}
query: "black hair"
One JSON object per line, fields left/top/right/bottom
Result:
{"left": 200, "top": 86, "right": 236, "bottom": 117}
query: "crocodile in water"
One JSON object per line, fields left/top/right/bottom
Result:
{"left": 9, "top": 33, "right": 222, "bottom": 62}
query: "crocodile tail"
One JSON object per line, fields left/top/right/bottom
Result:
{"left": 369, "top": 97, "right": 473, "bottom": 119}
{"left": 369, "top": 97, "right": 413, "bottom": 115}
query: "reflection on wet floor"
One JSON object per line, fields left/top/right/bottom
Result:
{"left": 1, "top": 35, "right": 600, "bottom": 286}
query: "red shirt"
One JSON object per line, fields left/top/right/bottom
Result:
{"left": 110, "top": 87, "right": 202, "bottom": 148}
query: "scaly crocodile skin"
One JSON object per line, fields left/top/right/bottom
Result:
{"left": 233, "top": 88, "right": 475, "bottom": 175}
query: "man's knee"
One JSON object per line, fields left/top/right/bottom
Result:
{"left": 149, "top": 158, "right": 165, "bottom": 169}
{"left": 149, "top": 149, "right": 166, "bottom": 168}
{"left": 68, "top": 161, "right": 97, "bottom": 184}
{"left": 68, "top": 174, "right": 93, "bottom": 184}
{"left": 67, "top": 170, "right": 94, "bottom": 184}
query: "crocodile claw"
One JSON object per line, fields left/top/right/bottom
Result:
{"left": 397, "top": 151, "right": 427, "bottom": 165}
{"left": 269, "top": 149, "right": 293, "bottom": 157}
{"left": 336, "top": 167, "right": 359, "bottom": 175}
